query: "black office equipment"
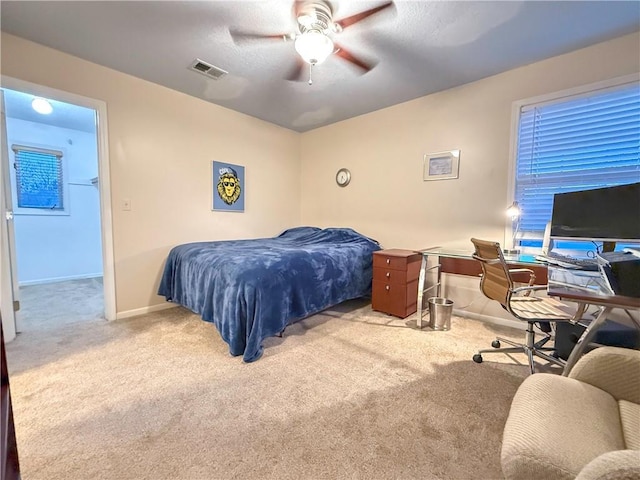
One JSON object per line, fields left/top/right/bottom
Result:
{"left": 555, "top": 319, "right": 640, "bottom": 360}
{"left": 597, "top": 251, "right": 640, "bottom": 298}
{"left": 550, "top": 182, "right": 640, "bottom": 242}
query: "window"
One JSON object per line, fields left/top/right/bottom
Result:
{"left": 512, "top": 79, "right": 640, "bottom": 251}
{"left": 11, "top": 144, "right": 68, "bottom": 215}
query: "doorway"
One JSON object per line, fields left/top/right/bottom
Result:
{"left": 0, "top": 77, "right": 115, "bottom": 339}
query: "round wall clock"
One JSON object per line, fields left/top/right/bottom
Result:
{"left": 336, "top": 168, "right": 351, "bottom": 187}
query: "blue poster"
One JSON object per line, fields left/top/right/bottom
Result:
{"left": 212, "top": 161, "right": 245, "bottom": 212}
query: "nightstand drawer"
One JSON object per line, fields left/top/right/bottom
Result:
{"left": 372, "top": 279, "right": 418, "bottom": 318}
{"left": 373, "top": 250, "right": 421, "bottom": 271}
{"left": 373, "top": 267, "right": 416, "bottom": 285}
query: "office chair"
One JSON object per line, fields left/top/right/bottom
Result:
{"left": 470, "top": 238, "right": 574, "bottom": 374}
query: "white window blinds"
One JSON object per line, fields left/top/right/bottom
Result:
{"left": 514, "top": 82, "right": 640, "bottom": 238}
{"left": 12, "top": 145, "right": 64, "bottom": 210}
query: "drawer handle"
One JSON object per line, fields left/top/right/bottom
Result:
{"left": 385, "top": 285, "right": 390, "bottom": 291}
{"left": 386, "top": 272, "right": 391, "bottom": 278}
{"left": 386, "top": 259, "right": 390, "bottom": 264}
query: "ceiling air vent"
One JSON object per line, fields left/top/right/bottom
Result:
{"left": 189, "top": 58, "right": 228, "bottom": 80}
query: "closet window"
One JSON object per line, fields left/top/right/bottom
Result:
{"left": 513, "top": 80, "right": 640, "bottom": 250}
{"left": 11, "top": 145, "right": 68, "bottom": 215}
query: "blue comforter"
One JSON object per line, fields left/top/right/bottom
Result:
{"left": 158, "top": 227, "right": 380, "bottom": 362}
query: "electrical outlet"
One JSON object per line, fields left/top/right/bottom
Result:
{"left": 122, "top": 198, "right": 131, "bottom": 211}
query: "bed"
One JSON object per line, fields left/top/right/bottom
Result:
{"left": 158, "top": 226, "right": 381, "bottom": 362}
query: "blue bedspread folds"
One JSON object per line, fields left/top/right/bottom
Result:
{"left": 158, "top": 227, "right": 381, "bottom": 362}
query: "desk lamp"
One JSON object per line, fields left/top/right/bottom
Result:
{"left": 504, "top": 201, "right": 521, "bottom": 254}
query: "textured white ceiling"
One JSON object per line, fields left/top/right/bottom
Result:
{"left": 1, "top": 1, "right": 639, "bottom": 132}
{"left": 2, "top": 88, "right": 96, "bottom": 133}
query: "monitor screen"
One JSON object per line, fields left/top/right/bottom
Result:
{"left": 550, "top": 182, "right": 640, "bottom": 242}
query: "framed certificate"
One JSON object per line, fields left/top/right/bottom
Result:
{"left": 423, "top": 150, "right": 460, "bottom": 181}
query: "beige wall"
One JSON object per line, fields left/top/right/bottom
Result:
{"left": 300, "top": 32, "right": 640, "bottom": 251}
{"left": 1, "top": 33, "right": 301, "bottom": 315}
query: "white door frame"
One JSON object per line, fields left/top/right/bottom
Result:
{"left": 0, "top": 75, "right": 116, "bottom": 322}
{"left": 1, "top": 92, "right": 19, "bottom": 339}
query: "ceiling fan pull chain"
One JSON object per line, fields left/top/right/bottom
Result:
{"left": 308, "top": 63, "right": 313, "bottom": 86}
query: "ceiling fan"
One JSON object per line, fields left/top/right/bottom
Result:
{"left": 229, "top": 0, "right": 395, "bottom": 84}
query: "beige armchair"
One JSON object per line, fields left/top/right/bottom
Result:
{"left": 501, "top": 346, "right": 640, "bottom": 480}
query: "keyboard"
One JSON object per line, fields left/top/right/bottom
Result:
{"left": 534, "top": 252, "right": 600, "bottom": 271}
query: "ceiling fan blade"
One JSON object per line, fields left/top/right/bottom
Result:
{"left": 335, "top": 1, "right": 395, "bottom": 30}
{"left": 229, "top": 29, "right": 291, "bottom": 45}
{"left": 334, "top": 44, "right": 376, "bottom": 73}
{"left": 286, "top": 58, "right": 307, "bottom": 82}
{"left": 293, "top": 0, "right": 306, "bottom": 18}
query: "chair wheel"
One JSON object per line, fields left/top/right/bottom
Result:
{"left": 473, "top": 354, "right": 483, "bottom": 364}
{"left": 491, "top": 340, "right": 501, "bottom": 349}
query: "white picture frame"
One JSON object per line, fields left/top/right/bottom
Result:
{"left": 423, "top": 150, "right": 460, "bottom": 181}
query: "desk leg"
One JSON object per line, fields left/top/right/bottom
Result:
{"left": 436, "top": 255, "right": 442, "bottom": 298}
{"left": 416, "top": 256, "right": 427, "bottom": 329}
{"left": 562, "top": 305, "right": 612, "bottom": 376}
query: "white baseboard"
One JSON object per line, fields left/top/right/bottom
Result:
{"left": 115, "top": 303, "right": 522, "bottom": 326}
{"left": 453, "top": 308, "right": 526, "bottom": 331}
{"left": 116, "top": 302, "right": 177, "bottom": 320}
{"left": 19, "top": 273, "right": 103, "bottom": 286}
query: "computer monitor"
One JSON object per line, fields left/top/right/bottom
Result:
{"left": 550, "top": 182, "right": 640, "bottom": 243}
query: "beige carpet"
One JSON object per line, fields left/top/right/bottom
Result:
{"left": 17, "top": 277, "right": 104, "bottom": 331}
{"left": 5, "top": 300, "right": 546, "bottom": 480}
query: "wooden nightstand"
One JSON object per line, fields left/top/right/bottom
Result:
{"left": 372, "top": 249, "right": 422, "bottom": 318}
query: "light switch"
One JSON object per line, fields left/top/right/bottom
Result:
{"left": 122, "top": 198, "right": 131, "bottom": 211}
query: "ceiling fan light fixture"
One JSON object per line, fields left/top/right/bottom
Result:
{"left": 294, "top": 30, "right": 333, "bottom": 65}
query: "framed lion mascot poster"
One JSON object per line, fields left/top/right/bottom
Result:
{"left": 212, "top": 161, "right": 245, "bottom": 212}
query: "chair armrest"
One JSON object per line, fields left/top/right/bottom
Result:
{"left": 509, "top": 266, "right": 542, "bottom": 297}
{"left": 569, "top": 346, "right": 640, "bottom": 403}
{"left": 511, "top": 285, "right": 547, "bottom": 294}
{"left": 509, "top": 268, "right": 536, "bottom": 295}
{"left": 508, "top": 268, "right": 534, "bottom": 275}
{"left": 574, "top": 450, "right": 640, "bottom": 480}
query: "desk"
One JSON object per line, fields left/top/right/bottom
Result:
{"left": 547, "top": 267, "right": 640, "bottom": 375}
{"left": 416, "top": 247, "right": 547, "bottom": 328}
{"left": 416, "top": 247, "right": 640, "bottom": 376}
{"left": 416, "top": 248, "right": 640, "bottom": 374}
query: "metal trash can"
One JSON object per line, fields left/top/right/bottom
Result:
{"left": 428, "top": 297, "right": 453, "bottom": 331}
